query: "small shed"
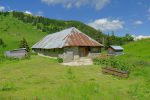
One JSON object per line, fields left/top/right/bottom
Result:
{"left": 108, "top": 45, "right": 124, "bottom": 55}
{"left": 5, "top": 48, "right": 28, "bottom": 58}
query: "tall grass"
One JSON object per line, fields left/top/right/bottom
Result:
{"left": 0, "top": 55, "right": 150, "bottom": 99}
{"left": 0, "top": 81, "right": 16, "bottom": 91}
{"left": 0, "top": 55, "right": 19, "bottom": 64}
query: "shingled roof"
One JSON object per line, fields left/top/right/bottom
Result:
{"left": 32, "top": 27, "right": 103, "bottom": 49}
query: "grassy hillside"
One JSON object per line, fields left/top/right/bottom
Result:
{"left": 0, "top": 12, "right": 150, "bottom": 100}
{"left": 12, "top": 11, "right": 105, "bottom": 40}
{"left": 123, "top": 39, "right": 150, "bottom": 60}
{"left": 0, "top": 14, "right": 47, "bottom": 55}
{"left": 117, "top": 39, "right": 150, "bottom": 66}
{"left": 0, "top": 12, "right": 106, "bottom": 55}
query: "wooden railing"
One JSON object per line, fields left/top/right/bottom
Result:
{"left": 102, "top": 67, "right": 129, "bottom": 78}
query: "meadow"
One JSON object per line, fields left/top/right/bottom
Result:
{"left": 0, "top": 13, "right": 150, "bottom": 100}
{"left": 0, "top": 56, "right": 150, "bottom": 100}
{"left": 0, "top": 53, "right": 150, "bottom": 100}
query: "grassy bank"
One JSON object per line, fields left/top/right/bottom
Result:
{"left": 0, "top": 55, "right": 150, "bottom": 100}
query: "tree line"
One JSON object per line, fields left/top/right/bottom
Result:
{"left": 11, "top": 11, "right": 105, "bottom": 40}
{"left": 104, "top": 32, "right": 134, "bottom": 48}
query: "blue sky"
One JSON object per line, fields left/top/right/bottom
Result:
{"left": 0, "top": 0, "right": 150, "bottom": 36}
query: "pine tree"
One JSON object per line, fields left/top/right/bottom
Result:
{"left": 105, "top": 34, "right": 112, "bottom": 49}
{"left": 19, "top": 38, "right": 30, "bottom": 52}
{"left": 125, "top": 33, "right": 134, "bottom": 42}
{"left": 111, "top": 31, "right": 116, "bottom": 45}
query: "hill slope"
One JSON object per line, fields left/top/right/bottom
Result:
{"left": 12, "top": 11, "right": 105, "bottom": 40}
{"left": 124, "top": 39, "right": 150, "bottom": 59}
{"left": 0, "top": 12, "right": 105, "bottom": 55}
{"left": 117, "top": 39, "right": 150, "bottom": 66}
{"left": 0, "top": 14, "right": 47, "bottom": 55}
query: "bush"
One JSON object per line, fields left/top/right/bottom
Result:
{"left": 30, "top": 52, "right": 38, "bottom": 55}
{"left": 22, "top": 54, "right": 30, "bottom": 60}
{"left": 57, "top": 57, "right": 63, "bottom": 63}
{"left": 93, "top": 58, "right": 110, "bottom": 66}
{"left": 93, "top": 57, "right": 134, "bottom": 72}
{"left": 0, "top": 38, "right": 6, "bottom": 48}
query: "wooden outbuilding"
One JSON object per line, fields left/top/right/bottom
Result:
{"left": 5, "top": 48, "right": 27, "bottom": 58}
{"left": 108, "top": 45, "right": 124, "bottom": 55}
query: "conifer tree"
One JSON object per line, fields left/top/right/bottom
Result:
{"left": 19, "top": 38, "right": 30, "bottom": 52}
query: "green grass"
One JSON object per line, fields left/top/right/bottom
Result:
{"left": 116, "top": 39, "right": 150, "bottom": 66}
{"left": 124, "top": 39, "right": 150, "bottom": 57}
{"left": 0, "top": 13, "right": 150, "bottom": 100}
{"left": 0, "top": 14, "right": 47, "bottom": 55}
{"left": 1, "top": 55, "right": 149, "bottom": 100}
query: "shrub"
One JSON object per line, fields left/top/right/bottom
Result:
{"left": 93, "top": 58, "right": 110, "bottom": 66}
{"left": 93, "top": 57, "right": 134, "bottom": 72}
{"left": 30, "top": 52, "right": 38, "bottom": 55}
{"left": 0, "top": 38, "right": 6, "bottom": 48}
{"left": 22, "top": 54, "right": 31, "bottom": 59}
{"left": 57, "top": 57, "right": 63, "bottom": 63}
{"left": 2, "top": 44, "right": 7, "bottom": 48}
{"left": 0, "top": 38, "right": 4, "bottom": 45}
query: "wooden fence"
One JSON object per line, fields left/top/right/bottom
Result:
{"left": 102, "top": 67, "right": 129, "bottom": 78}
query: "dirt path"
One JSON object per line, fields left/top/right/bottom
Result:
{"left": 62, "top": 58, "right": 93, "bottom": 66}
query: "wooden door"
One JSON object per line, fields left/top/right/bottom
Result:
{"left": 79, "top": 47, "right": 89, "bottom": 57}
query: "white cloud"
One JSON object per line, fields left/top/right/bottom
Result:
{"left": 132, "top": 35, "right": 150, "bottom": 41}
{"left": 0, "top": 6, "right": 5, "bottom": 11}
{"left": 24, "top": 10, "right": 32, "bottom": 15}
{"left": 36, "top": 11, "right": 43, "bottom": 16}
{"left": 133, "top": 20, "right": 143, "bottom": 25}
{"left": 41, "top": 0, "right": 110, "bottom": 10}
{"left": 88, "top": 18, "right": 124, "bottom": 31}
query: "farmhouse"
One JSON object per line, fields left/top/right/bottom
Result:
{"left": 108, "top": 45, "right": 124, "bottom": 55}
{"left": 32, "top": 27, "right": 103, "bottom": 62}
{"left": 5, "top": 48, "right": 27, "bottom": 58}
